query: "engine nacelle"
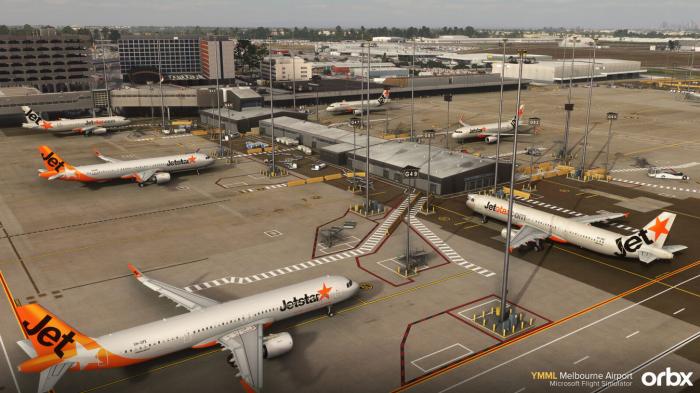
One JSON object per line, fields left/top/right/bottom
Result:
{"left": 262, "top": 332, "right": 293, "bottom": 359}
{"left": 501, "top": 228, "right": 515, "bottom": 239}
{"left": 353, "top": 109, "right": 363, "bottom": 116}
{"left": 92, "top": 127, "right": 108, "bottom": 135}
{"left": 484, "top": 136, "right": 499, "bottom": 144}
{"left": 153, "top": 172, "right": 171, "bottom": 184}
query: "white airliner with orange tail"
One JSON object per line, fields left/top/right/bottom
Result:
{"left": 466, "top": 194, "right": 686, "bottom": 263}
{"left": 37, "top": 146, "right": 215, "bottom": 186}
{"left": 451, "top": 105, "right": 535, "bottom": 143}
{"left": 22, "top": 106, "right": 130, "bottom": 136}
{"left": 16, "top": 265, "right": 359, "bottom": 392}
{"left": 326, "top": 89, "right": 391, "bottom": 115}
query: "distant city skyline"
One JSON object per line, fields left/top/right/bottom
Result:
{"left": 1, "top": 0, "right": 698, "bottom": 30}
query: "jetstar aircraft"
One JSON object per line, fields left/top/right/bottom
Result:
{"left": 37, "top": 146, "right": 215, "bottom": 187}
{"left": 326, "top": 89, "right": 391, "bottom": 115}
{"left": 466, "top": 194, "right": 686, "bottom": 263}
{"left": 451, "top": 105, "right": 535, "bottom": 143}
{"left": 22, "top": 106, "right": 130, "bottom": 136}
{"left": 16, "top": 265, "right": 360, "bottom": 392}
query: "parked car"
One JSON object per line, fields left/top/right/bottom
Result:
{"left": 648, "top": 168, "right": 690, "bottom": 180}
{"left": 310, "top": 162, "right": 327, "bottom": 171}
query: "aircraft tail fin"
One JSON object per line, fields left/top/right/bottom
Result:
{"left": 458, "top": 114, "right": 468, "bottom": 127}
{"left": 16, "top": 303, "right": 91, "bottom": 359}
{"left": 377, "top": 89, "right": 390, "bottom": 105}
{"left": 38, "top": 146, "right": 71, "bottom": 172}
{"left": 642, "top": 212, "right": 677, "bottom": 248}
{"left": 22, "top": 106, "right": 43, "bottom": 125}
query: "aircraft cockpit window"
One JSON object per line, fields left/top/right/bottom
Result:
{"left": 205, "top": 155, "right": 211, "bottom": 159}
{"left": 346, "top": 279, "right": 353, "bottom": 288}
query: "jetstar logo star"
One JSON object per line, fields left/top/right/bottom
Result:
{"left": 648, "top": 217, "right": 670, "bottom": 241}
{"left": 187, "top": 155, "right": 197, "bottom": 164}
{"left": 317, "top": 283, "right": 332, "bottom": 300}
{"left": 41, "top": 121, "right": 53, "bottom": 130}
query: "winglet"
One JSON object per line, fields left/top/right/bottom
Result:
{"left": 93, "top": 148, "right": 102, "bottom": 157}
{"left": 127, "top": 263, "right": 142, "bottom": 278}
{"left": 623, "top": 212, "right": 630, "bottom": 218}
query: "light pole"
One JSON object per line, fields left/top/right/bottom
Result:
{"left": 562, "top": 35, "right": 579, "bottom": 164}
{"left": 444, "top": 93, "right": 452, "bottom": 149}
{"left": 308, "top": 82, "right": 320, "bottom": 122}
{"left": 216, "top": 43, "right": 222, "bottom": 154}
{"left": 423, "top": 129, "right": 435, "bottom": 213}
{"left": 525, "top": 117, "right": 541, "bottom": 191}
{"left": 157, "top": 39, "right": 166, "bottom": 133}
{"left": 402, "top": 165, "right": 419, "bottom": 273}
{"left": 494, "top": 38, "right": 507, "bottom": 192}
{"left": 291, "top": 39, "right": 296, "bottom": 110}
{"left": 579, "top": 38, "right": 598, "bottom": 180}
{"left": 349, "top": 116, "right": 361, "bottom": 181}
{"left": 499, "top": 49, "right": 526, "bottom": 323}
{"left": 605, "top": 112, "right": 618, "bottom": 176}
{"left": 410, "top": 39, "right": 416, "bottom": 141}
{"left": 268, "top": 37, "right": 277, "bottom": 176}
{"left": 365, "top": 41, "right": 371, "bottom": 214}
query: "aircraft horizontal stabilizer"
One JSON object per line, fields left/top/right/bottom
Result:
{"left": 663, "top": 245, "right": 687, "bottom": 254}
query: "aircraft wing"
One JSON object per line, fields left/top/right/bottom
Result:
{"left": 571, "top": 212, "right": 627, "bottom": 224}
{"left": 219, "top": 323, "right": 266, "bottom": 393}
{"left": 38, "top": 362, "right": 73, "bottom": 393}
{"left": 131, "top": 169, "right": 157, "bottom": 184}
{"left": 127, "top": 264, "right": 219, "bottom": 312}
{"left": 94, "top": 149, "right": 122, "bottom": 163}
{"left": 509, "top": 225, "right": 548, "bottom": 249}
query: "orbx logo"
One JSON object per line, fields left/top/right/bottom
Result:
{"left": 641, "top": 368, "right": 693, "bottom": 387}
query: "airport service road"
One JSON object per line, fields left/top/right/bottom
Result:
{"left": 399, "top": 264, "right": 700, "bottom": 393}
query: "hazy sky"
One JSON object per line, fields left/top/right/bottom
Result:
{"left": 2, "top": 0, "right": 698, "bottom": 29}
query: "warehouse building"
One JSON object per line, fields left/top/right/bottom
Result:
{"left": 491, "top": 58, "right": 645, "bottom": 83}
{"left": 201, "top": 108, "right": 307, "bottom": 134}
{"left": 259, "top": 116, "right": 511, "bottom": 194}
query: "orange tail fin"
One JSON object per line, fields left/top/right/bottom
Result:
{"left": 16, "top": 303, "right": 90, "bottom": 359}
{"left": 38, "top": 146, "right": 70, "bottom": 172}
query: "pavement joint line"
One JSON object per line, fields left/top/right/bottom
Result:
{"left": 573, "top": 355, "right": 590, "bottom": 365}
{"left": 625, "top": 330, "right": 640, "bottom": 339}
{"left": 393, "top": 260, "right": 700, "bottom": 392}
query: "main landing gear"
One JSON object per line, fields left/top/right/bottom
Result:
{"left": 226, "top": 353, "right": 237, "bottom": 368}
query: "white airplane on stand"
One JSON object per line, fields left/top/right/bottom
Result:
{"left": 451, "top": 105, "right": 535, "bottom": 143}
{"left": 466, "top": 194, "right": 686, "bottom": 263}
{"left": 326, "top": 89, "right": 391, "bottom": 115}
{"left": 16, "top": 265, "right": 360, "bottom": 392}
{"left": 22, "top": 106, "right": 130, "bottom": 136}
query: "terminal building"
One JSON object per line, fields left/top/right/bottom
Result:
{"left": 0, "top": 34, "right": 92, "bottom": 93}
{"left": 118, "top": 36, "right": 203, "bottom": 83}
{"left": 259, "top": 116, "right": 511, "bottom": 194}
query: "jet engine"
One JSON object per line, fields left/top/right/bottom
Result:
{"left": 353, "top": 109, "right": 364, "bottom": 116}
{"left": 484, "top": 136, "right": 499, "bottom": 144}
{"left": 91, "top": 127, "right": 108, "bottom": 135}
{"left": 500, "top": 228, "right": 513, "bottom": 239}
{"left": 262, "top": 332, "right": 293, "bottom": 359}
{"left": 152, "top": 172, "right": 171, "bottom": 184}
